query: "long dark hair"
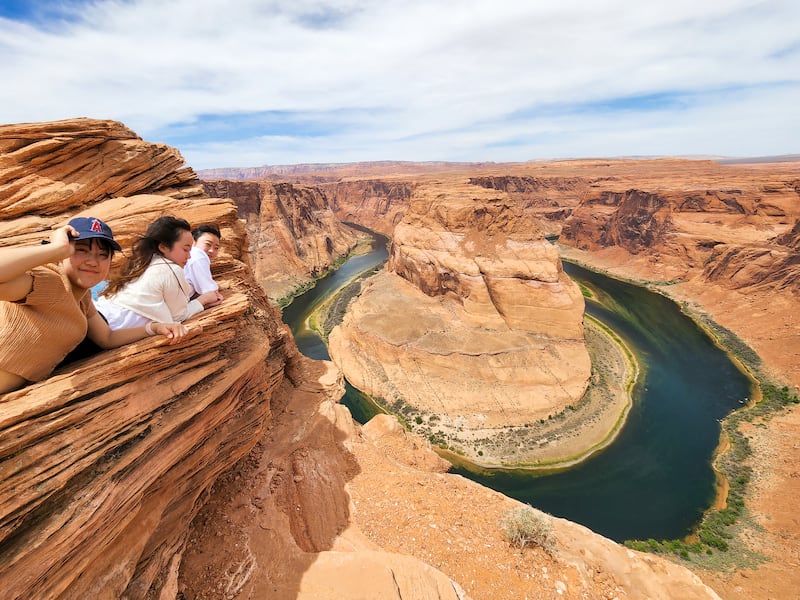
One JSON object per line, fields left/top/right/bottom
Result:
{"left": 102, "top": 216, "right": 191, "bottom": 297}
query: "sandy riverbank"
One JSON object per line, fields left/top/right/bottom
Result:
{"left": 430, "top": 316, "right": 638, "bottom": 469}
{"left": 311, "top": 264, "right": 639, "bottom": 468}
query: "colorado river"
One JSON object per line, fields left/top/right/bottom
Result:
{"left": 281, "top": 226, "right": 389, "bottom": 423}
{"left": 282, "top": 230, "right": 752, "bottom": 543}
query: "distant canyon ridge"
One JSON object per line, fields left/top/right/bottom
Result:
{"left": 199, "top": 157, "right": 800, "bottom": 300}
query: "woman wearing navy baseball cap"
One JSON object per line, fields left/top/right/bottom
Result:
{"left": 0, "top": 216, "right": 188, "bottom": 394}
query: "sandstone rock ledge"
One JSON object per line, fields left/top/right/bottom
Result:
{"left": 179, "top": 381, "right": 723, "bottom": 600}
{"left": 0, "top": 118, "right": 300, "bottom": 598}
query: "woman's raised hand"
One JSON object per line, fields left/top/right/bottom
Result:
{"left": 49, "top": 224, "right": 79, "bottom": 257}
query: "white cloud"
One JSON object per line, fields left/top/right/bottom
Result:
{"left": 1, "top": 0, "right": 798, "bottom": 168}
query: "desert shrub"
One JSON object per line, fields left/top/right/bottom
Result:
{"left": 501, "top": 506, "right": 557, "bottom": 556}
{"left": 625, "top": 540, "right": 650, "bottom": 552}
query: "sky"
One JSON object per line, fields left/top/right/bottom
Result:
{"left": 1, "top": 0, "right": 799, "bottom": 170}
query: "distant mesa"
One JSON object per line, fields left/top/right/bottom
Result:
{"left": 197, "top": 160, "right": 522, "bottom": 182}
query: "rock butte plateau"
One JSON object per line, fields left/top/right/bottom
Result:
{"left": 328, "top": 180, "right": 592, "bottom": 463}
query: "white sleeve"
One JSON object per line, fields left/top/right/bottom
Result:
{"left": 184, "top": 248, "right": 218, "bottom": 294}
{"left": 162, "top": 266, "right": 201, "bottom": 322}
{"left": 185, "top": 299, "right": 205, "bottom": 319}
{"left": 106, "top": 266, "right": 178, "bottom": 324}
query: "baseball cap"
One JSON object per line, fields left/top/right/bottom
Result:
{"left": 67, "top": 216, "right": 122, "bottom": 251}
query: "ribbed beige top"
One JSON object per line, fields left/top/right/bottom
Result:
{"left": 0, "top": 264, "right": 96, "bottom": 382}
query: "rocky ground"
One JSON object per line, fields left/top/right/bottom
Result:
{"left": 178, "top": 360, "right": 720, "bottom": 600}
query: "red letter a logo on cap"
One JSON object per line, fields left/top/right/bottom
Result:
{"left": 90, "top": 219, "right": 103, "bottom": 232}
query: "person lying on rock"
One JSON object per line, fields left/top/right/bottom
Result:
{"left": 96, "top": 215, "right": 222, "bottom": 331}
{"left": 183, "top": 223, "right": 224, "bottom": 303}
{"left": 0, "top": 217, "right": 188, "bottom": 394}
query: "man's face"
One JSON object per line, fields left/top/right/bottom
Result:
{"left": 195, "top": 233, "right": 221, "bottom": 261}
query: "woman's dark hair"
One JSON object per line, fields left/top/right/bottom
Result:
{"left": 102, "top": 216, "right": 191, "bottom": 297}
{"left": 192, "top": 224, "right": 221, "bottom": 240}
{"left": 90, "top": 238, "right": 117, "bottom": 255}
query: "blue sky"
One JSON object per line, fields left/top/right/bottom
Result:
{"left": 1, "top": 0, "right": 798, "bottom": 169}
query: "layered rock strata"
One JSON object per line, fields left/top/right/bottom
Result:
{"left": 0, "top": 119, "right": 297, "bottom": 598}
{"left": 329, "top": 181, "right": 590, "bottom": 462}
{"left": 202, "top": 179, "right": 363, "bottom": 303}
{"left": 321, "top": 178, "right": 414, "bottom": 235}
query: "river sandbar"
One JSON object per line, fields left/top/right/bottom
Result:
{"left": 428, "top": 316, "right": 638, "bottom": 469}
{"left": 313, "top": 270, "right": 639, "bottom": 469}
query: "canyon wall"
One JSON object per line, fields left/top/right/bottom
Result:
{"left": 328, "top": 179, "right": 590, "bottom": 462}
{"left": 201, "top": 179, "right": 363, "bottom": 304}
{"left": 549, "top": 160, "right": 800, "bottom": 385}
{"left": 562, "top": 181, "right": 799, "bottom": 285}
{"left": 320, "top": 178, "right": 414, "bottom": 235}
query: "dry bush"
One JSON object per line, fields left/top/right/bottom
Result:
{"left": 501, "top": 505, "right": 557, "bottom": 556}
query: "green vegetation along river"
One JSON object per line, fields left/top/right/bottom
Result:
{"left": 282, "top": 230, "right": 752, "bottom": 543}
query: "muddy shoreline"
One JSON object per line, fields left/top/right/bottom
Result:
{"left": 428, "top": 316, "right": 638, "bottom": 469}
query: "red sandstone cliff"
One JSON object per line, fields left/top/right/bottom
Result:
{"left": 308, "top": 159, "right": 799, "bottom": 296}
{"left": 0, "top": 119, "right": 298, "bottom": 598}
{"left": 556, "top": 161, "right": 799, "bottom": 288}
{"left": 320, "top": 178, "right": 415, "bottom": 235}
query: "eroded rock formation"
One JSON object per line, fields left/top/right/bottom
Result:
{"left": 321, "top": 178, "right": 414, "bottom": 235}
{"left": 202, "top": 179, "right": 363, "bottom": 303}
{"left": 0, "top": 119, "right": 297, "bottom": 598}
{"left": 557, "top": 161, "right": 799, "bottom": 286}
{"left": 329, "top": 180, "right": 590, "bottom": 461}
